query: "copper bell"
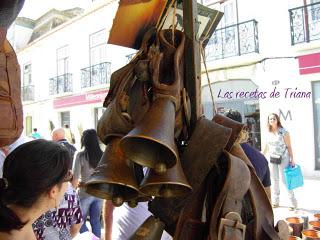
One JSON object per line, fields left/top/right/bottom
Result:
{"left": 139, "top": 157, "right": 192, "bottom": 198}
{"left": 120, "top": 97, "right": 178, "bottom": 174}
{"left": 129, "top": 216, "right": 165, "bottom": 240}
{"left": 84, "top": 138, "right": 139, "bottom": 207}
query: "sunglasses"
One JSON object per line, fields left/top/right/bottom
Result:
{"left": 63, "top": 170, "right": 73, "bottom": 182}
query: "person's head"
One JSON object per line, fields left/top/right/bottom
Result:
{"left": 267, "top": 113, "right": 283, "bottom": 131}
{"left": 81, "top": 129, "right": 102, "bottom": 169}
{"left": 0, "top": 139, "right": 71, "bottom": 232}
{"left": 52, "top": 127, "right": 65, "bottom": 141}
{"left": 33, "top": 128, "right": 37, "bottom": 132}
{"left": 226, "top": 109, "right": 242, "bottom": 123}
{"left": 225, "top": 109, "right": 248, "bottom": 143}
{"left": 64, "top": 124, "right": 69, "bottom": 129}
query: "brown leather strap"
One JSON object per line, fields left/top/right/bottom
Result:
{"left": 230, "top": 144, "right": 281, "bottom": 240}
{"left": 0, "top": 28, "right": 6, "bottom": 47}
{"left": 212, "top": 114, "right": 244, "bottom": 151}
{"left": 208, "top": 151, "right": 251, "bottom": 240}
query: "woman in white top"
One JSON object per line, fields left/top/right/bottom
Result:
{"left": 263, "top": 113, "right": 298, "bottom": 210}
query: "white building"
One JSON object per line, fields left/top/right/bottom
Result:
{"left": 201, "top": 0, "right": 320, "bottom": 177}
{"left": 9, "top": 0, "right": 135, "bottom": 144}
{"left": 9, "top": 0, "right": 320, "bottom": 176}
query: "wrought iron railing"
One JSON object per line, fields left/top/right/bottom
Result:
{"left": 289, "top": 2, "right": 320, "bottom": 45}
{"left": 49, "top": 73, "right": 73, "bottom": 95}
{"left": 205, "top": 19, "right": 259, "bottom": 61}
{"left": 22, "top": 85, "right": 34, "bottom": 101}
{"left": 81, "top": 62, "right": 111, "bottom": 88}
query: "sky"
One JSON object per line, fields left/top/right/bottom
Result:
{"left": 18, "top": 0, "right": 91, "bottom": 19}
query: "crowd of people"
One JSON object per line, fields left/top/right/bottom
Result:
{"left": 0, "top": 110, "right": 299, "bottom": 240}
{"left": 0, "top": 126, "right": 173, "bottom": 240}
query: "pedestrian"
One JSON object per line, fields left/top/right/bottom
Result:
{"left": 31, "top": 128, "right": 41, "bottom": 139}
{"left": 52, "top": 128, "right": 77, "bottom": 169}
{"left": 226, "top": 110, "right": 271, "bottom": 200}
{"left": 0, "top": 139, "right": 70, "bottom": 240}
{"left": 103, "top": 200, "right": 172, "bottom": 240}
{"left": 262, "top": 113, "right": 298, "bottom": 210}
{"left": 72, "top": 129, "right": 103, "bottom": 238}
{"left": 32, "top": 183, "right": 83, "bottom": 240}
{"left": 37, "top": 128, "right": 84, "bottom": 239}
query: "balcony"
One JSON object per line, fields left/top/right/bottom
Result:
{"left": 22, "top": 85, "right": 34, "bottom": 101}
{"left": 289, "top": 2, "right": 320, "bottom": 45}
{"left": 81, "top": 62, "right": 111, "bottom": 88}
{"left": 49, "top": 73, "right": 73, "bottom": 95}
{"left": 205, "top": 19, "right": 259, "bottom": 61}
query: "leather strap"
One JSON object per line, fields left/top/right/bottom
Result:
{"left": 208, "top": 151, "right": 251, "bottom": 240}
{"left": 230, "top": 144, "right": 282, "bottom": 240}
{"left": 212, "top": 114, "right": 244, "bottom": 151}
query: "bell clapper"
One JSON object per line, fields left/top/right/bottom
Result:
{"left": 128, "top": 200, "right": 138, "bottom": 208}
{"left": 159, "top": 185, "right": 173, "bottom": 198}
{"left": 155, "top": 162, "right": 167, "bottom": 174}
{"left": 112, "top": 195, "right": 124, "bottom": 207}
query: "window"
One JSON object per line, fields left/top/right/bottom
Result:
{"left": 57, "top": 45, "right": 69, "bottom": 76}
{"left": 312, "top": 81, "right": 320, "bottom": 170}
{"left": 90, "top": 29, "right": 107, "bottom": 66}
{"left": 60, "top": 111, "right": 70, "bottom": 128}
{"left": 23, "top": 63, "right": 32, "bottom": 86}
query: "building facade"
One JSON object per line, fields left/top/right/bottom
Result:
{"left": 202, "top": 0, "right": 320, "bottom": 177}
{"left": 9, "top": 0, "right": 135, "bottom": 145}
{"left": 9, "top": 0, "right": 320, "bottom": 176}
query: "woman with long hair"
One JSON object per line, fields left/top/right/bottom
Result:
{"left": 72, "top": 129, "right": 103, "bottom": 238}
{"left": 0, "top": 139, "right": 71, "bottom": 240}
{"left": 262, "top": 113, "right": 298, "bottom": 210}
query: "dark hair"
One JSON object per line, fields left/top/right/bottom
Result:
{"left": 81, "top": 129, "right": 103, "bottom": 168}
{"left": 267, "top": 113, "right": 283, "bottom": 132}
{"left": 226, "top": 109, "right": 242, "bottom": 123}
{"left": 0, "top": 139, "right": 70, "bottom": 232}
{"left": 33, "top": 128, "right": 37, "bottom": 132}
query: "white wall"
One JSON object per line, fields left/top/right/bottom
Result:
{"left": 202, "top": 0, "right": 320, "bottom": 176}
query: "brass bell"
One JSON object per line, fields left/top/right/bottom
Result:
{"left": 139, "top": 157, "right": 192, "bottom": 198}
{"left": 120, "top": 97, "right": 178, "bottom": 174}
{"left": 129, "top": 216, "right": 165, "bottom": 240}
{"left": 84, "top": 137, "right": 139, "bottom": 206}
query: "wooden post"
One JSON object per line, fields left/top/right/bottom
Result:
{"left": 183, "top": 0, "right": 202, "bottom": 132}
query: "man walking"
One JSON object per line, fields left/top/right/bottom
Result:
{"left": 52, "top": 128, "right": 77, "bottom": 169}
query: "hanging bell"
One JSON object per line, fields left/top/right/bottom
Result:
{"left": 84, "top": 137, "right": 139, "bottom": 207}
{"left": 120, "top": 97, "right": 178, "bottom": 174}
{"left": 139, "top": 157, "right": 192, "bottom": 198}
{"left": 129, "top": 216, "right": 165, "bottom": 240}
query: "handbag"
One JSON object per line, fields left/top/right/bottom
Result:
{"left": 284, "top": 165, "right": 304, "bottom": 190}
{"left": 270, "top": 155, "right": 282, "bottom": 164}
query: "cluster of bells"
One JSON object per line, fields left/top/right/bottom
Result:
{"left": 84, "top": 97, "right": 192, "bottom": 207}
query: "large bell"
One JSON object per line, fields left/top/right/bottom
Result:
{"left": 120, "top": 97, "right": 178, "bottom": 174}
{"left": 139, "top": 157, "right": 192, "bottom": 198}
{"left": 85, "top": 137, "right": 139, "bottom": 207}
{"left": 129, "top": 216, "right": 165, "bottom": 240}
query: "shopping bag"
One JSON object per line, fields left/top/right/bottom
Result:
{"left": 284, "top": 164, "right": 304, "bottom": 190}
